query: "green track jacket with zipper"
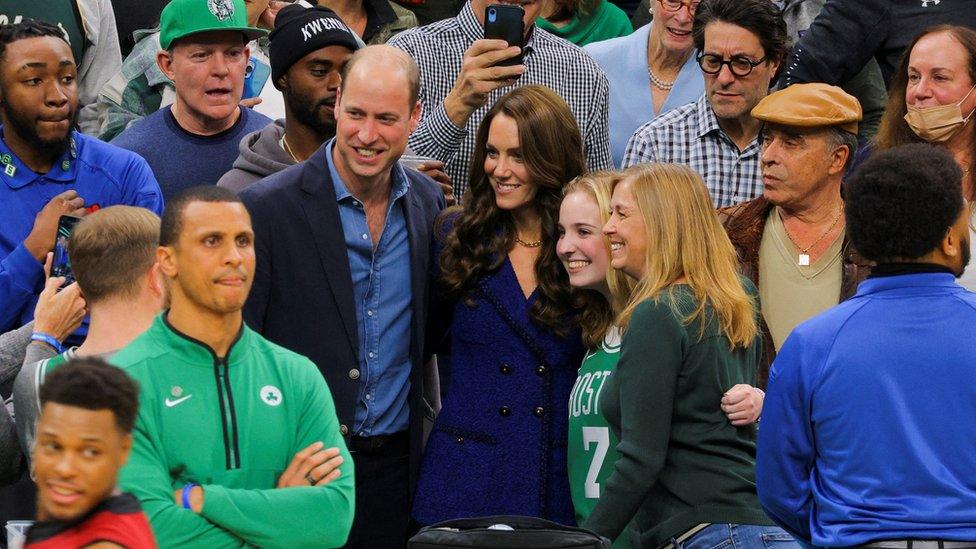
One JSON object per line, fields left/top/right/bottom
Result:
{"left": 112, "top": 314, "right": 355, "bottom": 548}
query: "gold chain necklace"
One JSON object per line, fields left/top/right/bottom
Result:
{"left": 515, "top": 235, "right": 543, "bottom": 248}
{"left": 782, "top": 208, "right": 843, "bottom": 266}
{"left": 281, "top": 135, "right": 304, "bottom": 163}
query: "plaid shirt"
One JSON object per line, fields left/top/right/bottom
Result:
{"left": 622, "top": 94, "right": 763, "bottom": 208}
{"left": 389, "top": 2, "right": 613, "bottom": 198}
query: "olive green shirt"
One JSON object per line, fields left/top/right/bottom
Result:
{"left": 759, "top": 208, "right": 844, "bottom": 350}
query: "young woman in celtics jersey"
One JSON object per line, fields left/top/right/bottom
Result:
{"left": 557, "top": 169, "right": 765, "bottom": 547}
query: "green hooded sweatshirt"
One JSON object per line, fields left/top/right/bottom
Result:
{"left": 113, "top": 314, "right": 355, "bottom": 548}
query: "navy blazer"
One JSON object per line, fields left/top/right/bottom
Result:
{"left": 239, "top": 143, "right": 446, "bottom": 482}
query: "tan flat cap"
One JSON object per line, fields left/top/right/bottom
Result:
{"left": 752, "top": 83, "right": 862, "bottom": 135}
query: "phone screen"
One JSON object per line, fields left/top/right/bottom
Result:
{"left": 51, "top": 215, "right": 81, "bottom": 283}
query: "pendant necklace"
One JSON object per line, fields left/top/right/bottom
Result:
{"left": 782, "top": 208, "right": 843, "bottom": 266}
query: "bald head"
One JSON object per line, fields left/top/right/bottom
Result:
{"left": 340, "top": 44, "right": 420, "bottom": 108}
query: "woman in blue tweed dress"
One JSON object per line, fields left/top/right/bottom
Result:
{"left": 413, "top": 86, "right": 587, "bottom": 526}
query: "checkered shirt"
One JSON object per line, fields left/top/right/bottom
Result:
{"left": 622, "top": 94, "right": 763, "bottom": 208}
{"left": 388, "top": 2, "right": 613, "bottom": 198}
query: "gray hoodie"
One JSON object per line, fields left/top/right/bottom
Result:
{"left": 218, "top": 119, "right": 297, "bottom": 193}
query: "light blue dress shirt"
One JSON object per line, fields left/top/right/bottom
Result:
{"left": 325, "top": 140, "right": 413, "bottom": 436}
{"left": 585, "top": 24, "right": 704, "bottom": 167}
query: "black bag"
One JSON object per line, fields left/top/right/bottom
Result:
{"left": 408, "top": 515, "right": 612, "bottom": 549}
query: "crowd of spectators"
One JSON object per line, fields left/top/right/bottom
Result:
{"left": 2, "top": 0, "right": 976, "bottom": 547}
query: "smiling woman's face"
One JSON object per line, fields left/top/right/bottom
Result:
{"left": 557, "top": 191, "right": 611, "bottom": 291}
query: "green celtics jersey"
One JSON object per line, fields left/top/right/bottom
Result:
{"left": 567, "top": 328, "right": 631, "bottom": 548}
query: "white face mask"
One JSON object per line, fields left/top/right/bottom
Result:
{"left": 904, "top": 83, "right": 976, "bottom": 143}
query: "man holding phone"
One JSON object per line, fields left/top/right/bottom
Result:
{"left": 388, "top": 0, "right": 613, "bottom": 199}
{"left": 0, "top": 20, "right": 163, "bottom": 337}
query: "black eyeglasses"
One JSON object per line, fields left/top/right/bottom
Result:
{"left": 696, "top": 52, "right": 768, "bottom": 77}
{"left": 657, "top": 0, "right": 700, "bottom": 13}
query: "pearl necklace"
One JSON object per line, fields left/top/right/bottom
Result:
{"left": 647, "top": 65, "right": 675, "bottom": 91}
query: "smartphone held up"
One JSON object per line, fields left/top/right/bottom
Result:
{"left": 51, "top": 215, "right": 81, "bottom": 284}
{"left": 484, "top": 3, "right": 525, "bottom": 67}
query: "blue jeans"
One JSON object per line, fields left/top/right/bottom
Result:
{"left": 676, "top": 524, "right": 801, "bottom": 549}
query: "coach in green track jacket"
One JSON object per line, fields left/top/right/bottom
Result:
{"left": 113, "top": 186, "right": 354, "bottom": 548}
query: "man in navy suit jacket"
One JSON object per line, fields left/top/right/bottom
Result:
{"left": 239, "top": 45, "right": 445, "bottom": 548}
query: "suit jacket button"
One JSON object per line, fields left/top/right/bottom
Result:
{"left": 533, "top": 407, "right": 545, "bottom": 417}
{"left": 349, "top": 368, "right": 360, "bottom": 380}
{"left": 535, "top": 365, "right": 548, "bottom": 376}
{"left": 500, "top": 363, "right": 512, "bottom": 375}
{"left": 456, "top": 436, "right": 464, "bottom": 444}
{"left": 499, "top": 406, "right": 511, "bottom": 417}
{"left": 339, "top": 424, "right": 349, "bottom": 436}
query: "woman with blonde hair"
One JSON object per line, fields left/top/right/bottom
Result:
{"left": 581, "top": 163, "right": 796, "bottom": 548}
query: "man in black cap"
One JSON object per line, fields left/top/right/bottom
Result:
{"left": 219, "top": 5, "right": 361, "bottom": 191}
{"left": 219, "top": 4, "right": 454, "bottom": 200}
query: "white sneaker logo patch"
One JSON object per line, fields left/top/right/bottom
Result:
{"left": 165, "top": 394, "right": 193, "bottom": 408}
{"left": 260, "top": 385, "right": 283, "bottom": 407}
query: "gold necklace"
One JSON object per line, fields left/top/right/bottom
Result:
{"left": 515, "top": 235, "right": 543, "bottom": 248}
{"left": 782, "top": 208, "right": 843, "bottom": 266}
{"left": 281, "top": 135, "right": 304, "bottom": 163}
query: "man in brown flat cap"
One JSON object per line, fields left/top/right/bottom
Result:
{"left": 719, "top": 83, "right": 872, "bottom": 391}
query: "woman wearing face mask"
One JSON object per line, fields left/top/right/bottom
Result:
{"left": 869, "top": 25, "right": 976, "bottom": 286}
{"left": 580, "top": 163, "right": 797, "bottom": 549}
{"left": 557, "top": 172, "right": 763, "bottom": 547}
{"left": 414, "top": 85, "right": 586, "bottom": 526}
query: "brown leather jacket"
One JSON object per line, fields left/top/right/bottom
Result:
{"left": 718, "top": 197, "right": 873, "bottom": 389}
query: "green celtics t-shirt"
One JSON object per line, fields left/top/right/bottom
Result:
{"left": 567, "top": 328, "right": 631, "bottom": 548}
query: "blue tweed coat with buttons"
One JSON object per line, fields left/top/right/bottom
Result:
{"left": 412, "top": 237, "right": 584, "bottom": 526}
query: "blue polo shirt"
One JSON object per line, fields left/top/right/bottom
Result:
{"left": 0, "top": 129, "right": 163, "bottom": 333}
{"left": 325, "top": 139, "right": 413, "bottom": 437}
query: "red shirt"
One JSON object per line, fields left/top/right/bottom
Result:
{"left": 26, "top": 493, "right": 156, "bottom": 549}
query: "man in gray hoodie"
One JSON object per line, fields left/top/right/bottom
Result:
{"left": 219, "top": 6, "right": 361, "bottom": 192}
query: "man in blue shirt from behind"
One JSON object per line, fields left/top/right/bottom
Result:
{"left": 757, "top": 143, "right": 976, "bottom": 547}
{"left": 0, "top": 21, "right": 162, "bottom": 336}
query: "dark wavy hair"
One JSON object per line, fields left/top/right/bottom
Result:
{"left": 845, "top": 143, "right": 964, "bottom": 262}
{"left": 439, "top": 85, "right": 586, "bottom": 336}
{"left": 876, "top": 25, "right": 976, "bottom": 198}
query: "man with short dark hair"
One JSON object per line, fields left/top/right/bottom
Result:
{"left": 111, "top": 0, "right": 272, "bottom": 200}
{"left": 624, "top": 0, "right": 787, "bottom": 207}
{"left": 114, "top": 185, "right": 354, "bottom": 547}
{"left": 719, "top": 83, "right": 872, "bottom": 389}
{"left": 25, "top": 356, "right": 155, "bottom": 549}
{"left": 240, "top": 45, "right": 444, "bottom": 548}
{"left": 13, "top": 205, "right": 165, "bottom": 461}
{"left": 757, "top": 143, "right": 976, "bottom": 546}
{"left": 0, "top": 20, "right": 162, "bottom": 336}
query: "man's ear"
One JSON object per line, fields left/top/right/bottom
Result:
{"left": 276, "top": 73, "right": 288, "bottom": 93}
{"left": 827, "top": 143, "right": 851, "bottom": 177}
{"left": 409, "top": 100, "right": 421, "bottom": 133}
{"left": 157, "top": 50, "right": 176, "bottom": 82}
{"left": 156, "top": 245, "right": 178, "bottom": 279}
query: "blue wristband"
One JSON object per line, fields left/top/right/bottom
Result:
{"left": 30, "top": 332, "right": 63, "bottom": 354}
{"left": 182, "top": 483, "right": 198, "bottom": 510}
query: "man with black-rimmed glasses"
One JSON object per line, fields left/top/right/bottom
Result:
{"left": 622, "top": 0, "right": 787, "bottom": 208}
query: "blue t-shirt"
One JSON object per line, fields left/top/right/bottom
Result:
{"left": 112, "top": 106, "right": 272, "bottom": 201}
{"left": 0, "top": 130, "right": 163, "bottom": 333}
